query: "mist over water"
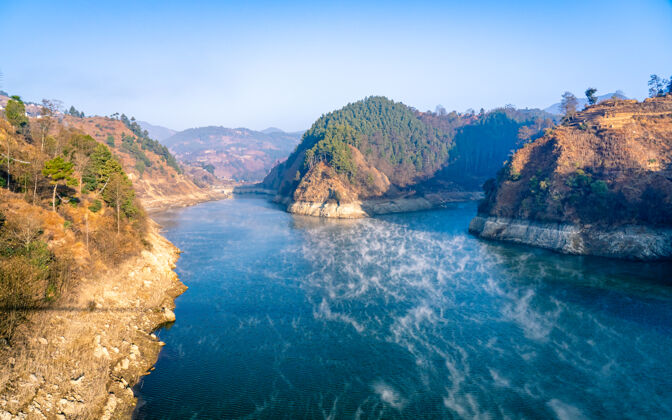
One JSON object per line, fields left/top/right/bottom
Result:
{"left": 136, "top": 198, "right": 672, "bottom": 419}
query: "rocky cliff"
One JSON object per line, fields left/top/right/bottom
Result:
{"left": 471, "top": 95, "right": 672, "bottom": 260}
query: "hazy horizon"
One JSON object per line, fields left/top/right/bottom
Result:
{"left": 1, "top": 0, "right": 671, "bottom": 132}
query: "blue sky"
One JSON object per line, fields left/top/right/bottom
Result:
{"left": 1, "top": 0, "right": 671, "bottom": 131}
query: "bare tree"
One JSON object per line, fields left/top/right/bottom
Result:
{"left": 29, "top": 151, "right": 47, "bottom": 204}
{"left": 561, "top": 92, "right": 579, "bottom": 119}
{"left": 517, "top": 126, "right": 536, "bottom": 145}
{"left": 103, "top": 172, "right": 133, "bottom": 234}
{"left": 4, "top": 132, "right": 10, "bottom": 190}
{"left": 32, "top": 99, "right": 61, "bottom": 152}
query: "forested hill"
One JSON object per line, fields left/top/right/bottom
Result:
{"left": 300, "top": 96, "right": 450, "bottom": 185}
{"left": 263, "top": 96, "right": 554, "bottom": 206}
{"left": 263, "top": 96, "right": 452, "bottom": 199}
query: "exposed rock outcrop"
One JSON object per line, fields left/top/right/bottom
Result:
{"left": 471, "top": 95, "right": 672, "bottom": 260}
{"left": 469, "top": 216, "right": 672, "bottom": 260}
{"left": 0, "top": 223, "right": 186, "bottom": 419}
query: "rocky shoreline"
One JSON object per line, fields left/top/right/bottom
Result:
{"left": 143, "top": 188, "right": 232, "bottom": 214}
{"left": 469, "top": 215, "right": 672, "bottom": 260}
{"left": 0, "top": 222, "right": 186, "bottom": 419}
{"left": 280, "top": 191, "right": 482, "bottom": 218}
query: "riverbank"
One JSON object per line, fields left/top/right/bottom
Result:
{"left": 0, "top": 222, "right": 186, "bottom": 419}
{"left": 280, "top": 191, "right": 483, "bottom": 218}
{"left": 469, "top": 215, "right": 672, "bottom": 260}
{"left": 142, "top": 187, "right": 232, "bottom": 214}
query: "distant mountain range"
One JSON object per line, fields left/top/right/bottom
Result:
{"left": 136, "top": 120, "right": 304, "bottom": 182}
{"left": 138, "top": 120, "right": 176, "bottom": 142}
{"left": 544, "top": 91, "right": 628, "bottom": 115}
{"left": 161, "top": 126, "right": 303, "bottom": 182}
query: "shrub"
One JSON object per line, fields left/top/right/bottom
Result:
{"left": 0, "top": 214, "right": 74, "bottom": 341}
{"left": 135, "top": 160, "right": 146, "bottom": 176}
{"left": 88, "top": 199, "right": 102, "bottom": 213}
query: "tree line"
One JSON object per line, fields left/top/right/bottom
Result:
{"left": 2, "top": 96, "right": 138, "bottom": 230}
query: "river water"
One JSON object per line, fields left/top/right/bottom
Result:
{"left": 135, "top": 198, "right": 672, "bottom": 419}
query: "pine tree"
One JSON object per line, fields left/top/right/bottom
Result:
{"left": 585, "top": 88, "right": 598, "bottom": 106}
{"left": 5, "top": 96, "right": 28, "bottom": 133}
{"left": 42, "top": 156, "right": 76, "bottom": 211}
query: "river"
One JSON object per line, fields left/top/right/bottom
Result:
{"left": 135, "top": 198, "right": 672, "bottom": 419}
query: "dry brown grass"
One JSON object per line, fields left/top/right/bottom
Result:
{"left": 482, "top": 95, "right": 672, "bottom": 226}
{"left": 0, "top": 225, "right": 184, "bottom": 419}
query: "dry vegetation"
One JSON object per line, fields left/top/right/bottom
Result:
{"left": 63, "top": 116, "right": 227, "bottom": 212}
{"left": 0, "top": 101, "right": 186, "bottom": 418}
{"left": 0, "top": 219, "right": 183, "bottom": 419}
{"left": 0, "top": 109, "right": 150, "bottom": 342}
{"left": 479, "top": 95, "right": 672, "bottom": 226}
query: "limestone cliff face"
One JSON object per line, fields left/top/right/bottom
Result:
{"left": 286, "top": 161, "right": 367, "bottom": 218}
{"left": 472, "top": 95, "right": 672, "bottom": 260}
{"left": 469, "top": 216, "right": 672, "bottom": 260}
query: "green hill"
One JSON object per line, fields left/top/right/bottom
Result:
{"left": 263, "top": 96, "right": 554, "bottom": 217}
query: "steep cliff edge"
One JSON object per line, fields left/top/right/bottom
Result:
{"left": 470, "top": 95, "right": 672, "bottom": 260}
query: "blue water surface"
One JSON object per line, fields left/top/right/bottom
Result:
{"left": 135, "top": 198, "right": 672, "bottom": 419}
